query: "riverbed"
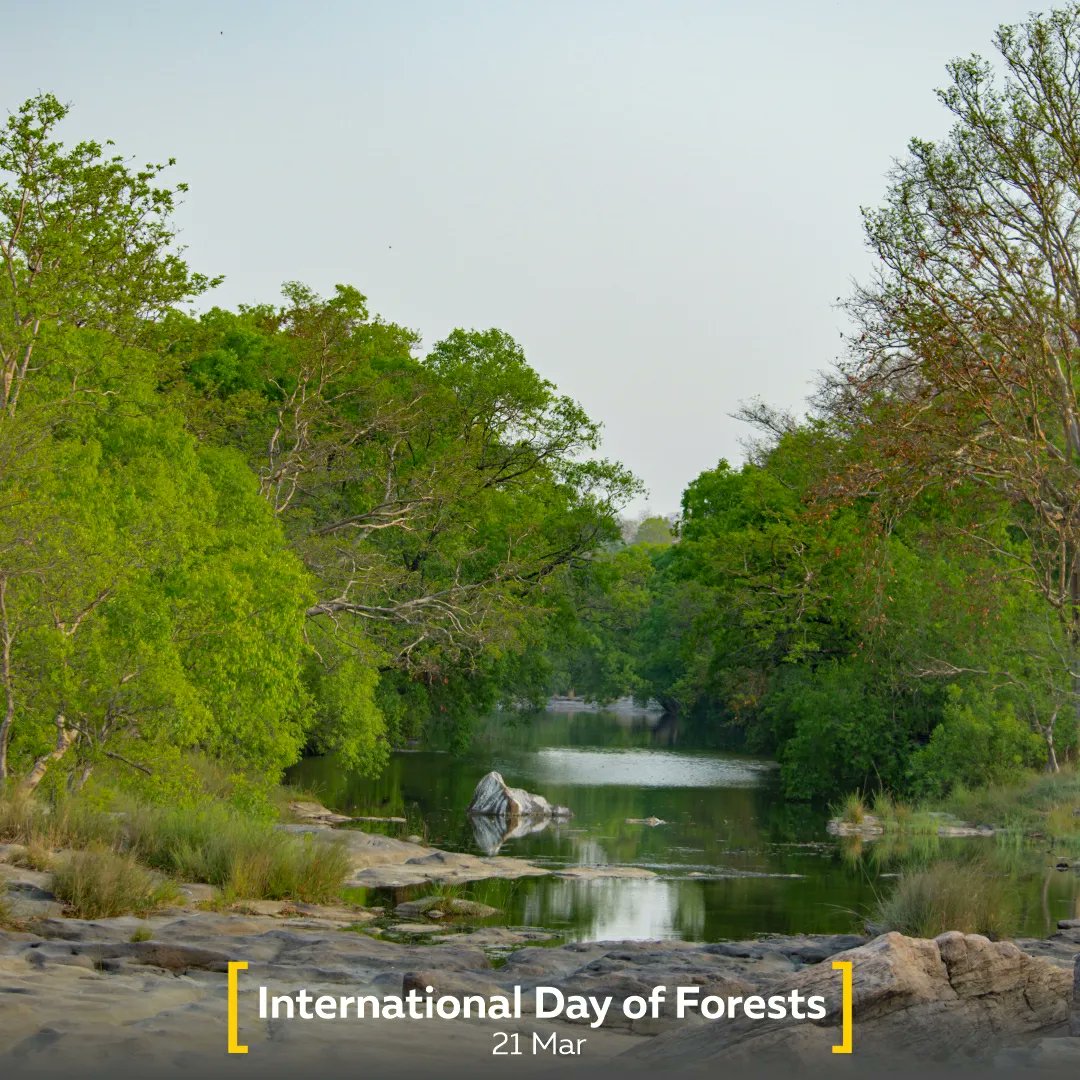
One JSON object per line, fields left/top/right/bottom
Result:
{"left": 289, "top": 708, "right": 1080, "bottom": 942}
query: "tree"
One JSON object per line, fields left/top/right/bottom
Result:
{"left": 167, "top": 289, "right": 641, "bottom": 739}
{"left": 0, "top": 92, "right": 216, "bottom": 417}
{"left": 829, "top": 6, "right": 1080, "bottom": 767}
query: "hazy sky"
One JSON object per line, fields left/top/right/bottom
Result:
{"left": 2, "top": 0, "right": 1045, "bottom": 512}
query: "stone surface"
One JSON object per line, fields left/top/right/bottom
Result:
{"left": 631, "top": 930, "right": 1072, "bottom": 1068}
{"left": 1, "top": 910, "right": 1077, "bottom": 1074}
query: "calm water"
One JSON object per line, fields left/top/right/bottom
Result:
{"left": 289, "top": 709, "right": 1080, "bottom": 943}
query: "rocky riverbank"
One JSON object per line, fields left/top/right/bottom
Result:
{"left": 5, "top": 829, "right": 1080, "bottom": 1076}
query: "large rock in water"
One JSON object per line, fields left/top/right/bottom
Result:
{"left": 467, "top": 770, "right": 571, "bottom": 821}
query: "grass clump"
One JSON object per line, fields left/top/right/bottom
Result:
{"left": 938, "top": 769, "right": 1080, "bottom": 841}
{"left": 125, "top": 804, "right": 350, "bottom": 903}
{"left": 874, "top": 859, "right": 1018, "bottom": 939}
{"left": 52, "top": 849, "right": 179, "bottom": 919}
{"left": 833, "top": 791, "right": 868, "bottom": 825}
{"left": 0, "top": 790, "right": 117, "bottom": 850}
{"left": 0, "top": 784, "right": 353, "bottom": 910}
{"left": 0, "top": 884, "right": 19, "bottom": 930}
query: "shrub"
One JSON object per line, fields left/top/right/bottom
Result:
{"left": 911, "top": 686, "right": 1045, "bottom": 799}
{"left": 874, "top": 860, "right": 1018, "bottom": 939}
{"left": 52, "top": 849, "right": 179, "bottom": 919}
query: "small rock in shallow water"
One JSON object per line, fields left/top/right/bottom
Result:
{"left": 394, "top": 896, "right": 501, "bottom": 919}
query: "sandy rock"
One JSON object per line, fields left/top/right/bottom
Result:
{"left": 434, "top": 927, "right": 559, "bottom": 947}
{"left": 346, "top": 844, "right": 550, "bottom": 889}
{"left": 176, "top": 882, "right": 218, "bottom": 905}
{"left": 0, "top": 843, "right": 28, "bottom": 864}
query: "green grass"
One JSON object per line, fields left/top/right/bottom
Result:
{"left": 874, "top": 859, "right": 1019, "bottom": 939}
{"left": 937, "top": 769, "right": 1080, "bottom": 842}
{"left": 0, "top": 790, "right": 118, "bottom": 850}
{"left": 0, "top": 789, "right": 354, "bottom": 912}
{"left": 0, "top": 884, "right": 18, "bottom": 930}
{"left": 834, "top": 791, "right": 868, "bottom": 825}
{"left": 123, "top": 803, "right": 351, "bottom": 903}
{"left": 51, "top": 848, "right": 179, "bottom": 919}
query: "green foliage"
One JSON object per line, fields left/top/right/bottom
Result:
{"left": 0, "top": 92, "right": 639, "bottom": 792}
{"left": 773, "top": 662, "right": 915, "bottom": 799}
{"left": 911, "top": 687, "right": 1046, "bottom": 799}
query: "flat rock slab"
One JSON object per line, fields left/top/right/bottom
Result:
{"left": 347, "top": 849, "right": 550, "bottom": 889}
{"left": 553, "top": 866, "right": 657, "bottom": 880}
{"left": 394, "top": 897, "right": 500, "bottom": 919}
{"left": 287, "top": 800, "right": 353, "bottom": 825}
{"left": 2, "top": 909, "right": 1074, "bottom": 1073}
{"left": 826, "top": 814, "right": 995, "bottom": 839}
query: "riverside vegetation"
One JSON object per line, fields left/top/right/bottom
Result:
{"left": 10, "top": 6, "right": 1080, "bottom": 941}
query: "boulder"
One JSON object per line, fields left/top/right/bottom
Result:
{"left": 466, "top": 771, "right": 571, "bottom": 821}
{"left": 629, "top": 931, "right": 1072, "bottom": 1068}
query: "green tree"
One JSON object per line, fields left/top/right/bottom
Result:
{"left": 832, "top": 6, "right": 1080, "bottom": 767}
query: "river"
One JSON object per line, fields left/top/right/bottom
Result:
{"left": 288, "top": 707, "right": 1080, "bottom": 943}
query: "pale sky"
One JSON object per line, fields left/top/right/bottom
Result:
{"left": 2, "top": 0, "right": 1043, "bottom": 512}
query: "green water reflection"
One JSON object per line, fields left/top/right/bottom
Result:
{"left": 288, "top": 709, "right": 1080, "bottom": 943}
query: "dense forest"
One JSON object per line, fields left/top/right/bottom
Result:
{"left": 0, "top": 92, "right": 638, "bottom": 799}
{"left": 7, "top": 8, "right": 1080, "bottom": 806}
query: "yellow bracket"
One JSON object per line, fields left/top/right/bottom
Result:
{"left": 228, "top": 961, "right": 249, "bottom": 1054}
{"left": 831, "top": 960, "right": 853, "bottom": 1054}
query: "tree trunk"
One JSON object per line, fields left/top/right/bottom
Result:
{"left": 0, "top": 695, "right": 12, "bottom": 782}
{"left": 18, "top": 714, "right": 74, "bottom": 794}
{"left": 69, "top": 763, "right": 93, "bottom": 793}
{"left": 1068, "top": 557, "right": 1080, "bottom": 768}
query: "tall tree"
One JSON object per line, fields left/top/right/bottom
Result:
{"left": 828, "top": 6, "right": 1080, "bottom": 767}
